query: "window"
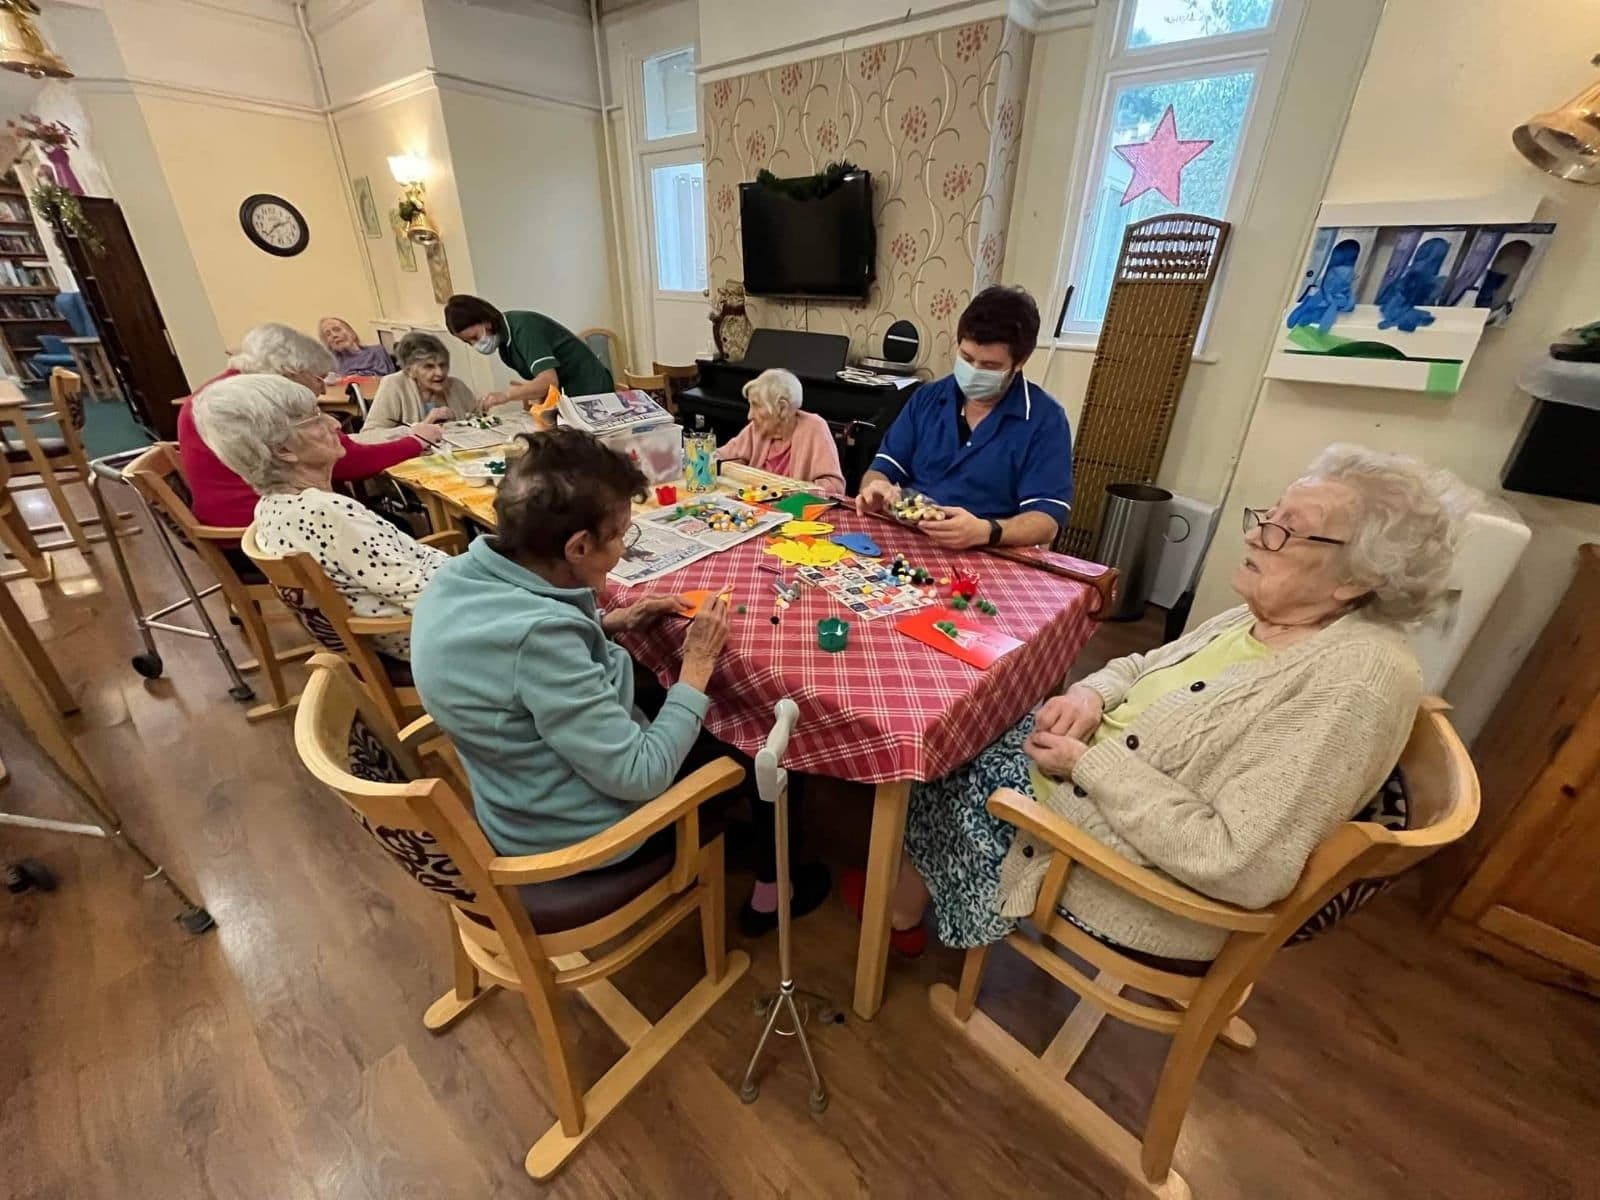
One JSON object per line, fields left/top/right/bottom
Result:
{"left": 1057, "top": 0, "right": 1294, "bottom": 338}
{"left": 649, "top": 159, "right": 707, "bottom": 293}
{"left": 642, "top": 48, "right": 697, "bottom": 140}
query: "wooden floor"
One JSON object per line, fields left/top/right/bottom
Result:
{"left": 3, "top": 488, "right": 1598, "bottom": 1200}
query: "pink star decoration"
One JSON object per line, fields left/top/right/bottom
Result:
{"left": 1113, "top": 105, "right": 1212, "bottom": 206}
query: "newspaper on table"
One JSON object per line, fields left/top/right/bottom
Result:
{"left": 559, "top": 388, "right": 671, "bottom": 435}
{"left": 439, "top": 410, "right": 538, "bottom": 450}
{"left": 608, "top": 494, "right": 788, "bottom": 587}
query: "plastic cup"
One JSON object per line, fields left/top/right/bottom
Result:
{"left": 655, "top": 484, "right": 678, "bottom": 506}
{"left": 817, "top": 617, "right": 850, "bottom": 652}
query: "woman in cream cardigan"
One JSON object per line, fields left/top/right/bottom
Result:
{"left": 856, "top": 444, "right": 1466, "bottom": 967}
{"left": 358, "top": 330, "right": 480, "bottom": 439}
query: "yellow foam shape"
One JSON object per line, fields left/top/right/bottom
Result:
{"left": 779, "top": 520, "right": 835, "bottom": 537}
{"left": 764, "top": 539, "right": 850, "bottom": 567}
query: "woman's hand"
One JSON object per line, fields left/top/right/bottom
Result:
{"left": 408, "top": 421, "right": 445, "bottom": 447}
{"left": 1035, "top": 684, "right": 1104, "bottom": 740}
{"left": 479, "top": 390, "right": 509, "bottom": 413}
{"left": 679, "top": 595, "right": 731, "bottom": 692}
{"left": 605, "top": 594, "right": 685, "bottom": 634}
{"left": 1023, "top": 728, "right": 1090, "bottom": 780}
{"left": 422, "top": 407, "right": 453, "bottom": 425}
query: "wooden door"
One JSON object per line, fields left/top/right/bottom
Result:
{"left": 47, "top": 197, "right": 189, "bottom": 441}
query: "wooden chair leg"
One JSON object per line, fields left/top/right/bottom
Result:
{"left": 1139, "top": 997, "right": 1241, "bottom": 1188}
{"left": 953, "top": 943, "right": 992, "bottom": 1020}
{"left": 0, "top": 580, "right": 76, "bottom": 715}
{"left": 424, "top": 916, "right": 497, "bottom": 1032}
{"left": 232, "top": 587, "right": 300, "bottom": 721}
{"left": 698, "top": 835, "right": 727, "bottom": 984}
{"left": 522, "top": 948, "right": 750, "bottom": 1180}
{"left": 0, "top": 505, "right": 51, "bottom": 582}
{"left": 1040, "top": 971, "right": 1121, "bottom": 1076}
{"left": 1167, "top": 984, "right": 1256, "bottom": 1051}
{"left": 523, "top": 968, "right": 588, "bottom": 1141}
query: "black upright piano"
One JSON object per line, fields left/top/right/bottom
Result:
{"left": 676, "top": 329, "right": 917, "bottom": 493}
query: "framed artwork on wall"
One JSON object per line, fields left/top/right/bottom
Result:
{"left": 389, "top": 208, "right": 417, "bottom": 272}
{"left": 352, "top": 175, "right": 382, "bottom": 239}
{"left": 424, "top": 240, "right": 452, "bottom": 303}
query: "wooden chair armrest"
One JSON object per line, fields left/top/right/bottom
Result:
{"left": 987, "top": 788, "right": 1278, "bottom": 933}
{"left": 346, "top": 615, "right": 413, "bottom": 635}
{"left": 419, "top": 530, "right": 467, "bottom": 554}
{"left": 487, "top": 758, "right": 746, "bottom": 886}
{"left": 190, "top": 522, "right": 251, "bottom": 542}
{"left": 396, "top": 712, "right": 439, "bottom": 752}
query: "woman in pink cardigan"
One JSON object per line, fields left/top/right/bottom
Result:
{"left": 717, "top": 368, "right": 845, "bottom": 494}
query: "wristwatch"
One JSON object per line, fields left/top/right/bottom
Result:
{"left": 986, "top": 518, "right": 1003, "bottom": 547}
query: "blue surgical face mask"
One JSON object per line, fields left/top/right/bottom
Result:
{"left": 473, "top": 332, "right": 500, "bottom": 355}
{"left": 953, "top": 356, "right": 1010, "bottom": 402}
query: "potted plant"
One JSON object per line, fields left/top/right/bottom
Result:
{"left": 7, "top": 113, "right": 83, "bottom": 195}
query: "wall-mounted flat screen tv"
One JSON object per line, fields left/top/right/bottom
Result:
{"left": 739, "top": 170, "right": 875, "bottom": 299}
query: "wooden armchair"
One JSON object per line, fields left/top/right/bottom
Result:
{"left": 3, "top": 367, "right": 138, "bottom": 555}
{"left": 650, "top": 361, "right": 698, "bottom": 414}
{"left": 241, "top": 523, "right": 464, "bottom": 734}
{"left": 294, "top": 653, "right": 749, "bottom": 1178}
{"left": 931, "top": 702, "right": 1481, "bottom": 1199}
{"left": 122, "top": 443, "right": 313, "bottom": 721}
{"left": 578, "top": 326, "right": 622, "bottom": 377}
{"left": 0, "top": 450, "right": 51, "bottom": 582}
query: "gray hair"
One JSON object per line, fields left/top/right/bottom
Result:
{"left": 192, "top": 373, "right": 321, "bottom": 494}
{"left": 1304, "top": 443, "right": 1471, "bottom": 625}
{"left": 395, "top": 330, "right": 450, "bottom": 370}
{"left": 228, "top": 322, "right": 336, "bottom": 379}
{"left": 741, "top": 368, "right": 802, "bottom": 420}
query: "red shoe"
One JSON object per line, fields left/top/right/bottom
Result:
{"left": 840, "top": 868, "right": 928, "bottom": 957}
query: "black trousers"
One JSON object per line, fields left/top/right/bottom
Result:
{"left": 634, "top": 668, "right": 779, "bottom": 884}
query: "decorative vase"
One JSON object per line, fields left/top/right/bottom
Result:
{"left": 43, "top": 146, "right": 82, "bottom": 196}
{"left": 710, "top": 280, "right": 753, "bottom": 362}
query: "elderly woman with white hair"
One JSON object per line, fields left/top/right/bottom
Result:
{"left": 178, "top": 322, "right": 443, "bottom": 534}
{"left": 717, "top": 367, "right": 845, "bottom": 493}
{"left": 358, "top": 330, "right": 480, "bottom": 439}
{"left": 840, "top": 445, "right": 1466, "bottom": 963}
{"left": 195, "top": 373, "right": 447, "bottom": 662}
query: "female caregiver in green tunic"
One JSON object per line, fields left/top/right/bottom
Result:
{"left": 443, "top": 293, "right": 615, "bottom": 409}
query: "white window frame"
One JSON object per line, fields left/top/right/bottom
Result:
{"left": 1047, "top": 0, "right": 1304, "bottom": 352}
{"left": 638, "top": 46, "right": 700, "bottom": 147}
{"left": 642, "top": 146, "right": 709, "bottom": 298}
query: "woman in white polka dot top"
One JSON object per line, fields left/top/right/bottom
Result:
{"left": 193, "top": 373, "right": 447, "bottom": 661}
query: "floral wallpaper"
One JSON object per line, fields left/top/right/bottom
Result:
{"left": 704, "top": 19, "right": 1032, "bottom": 371}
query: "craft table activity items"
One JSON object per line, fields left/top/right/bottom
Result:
{"left": 611, "top": 495, "right": 788, "bottom": 585}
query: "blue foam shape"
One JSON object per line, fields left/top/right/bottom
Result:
{"left": 832, "top": 532, "right": 881, "bottom": 557}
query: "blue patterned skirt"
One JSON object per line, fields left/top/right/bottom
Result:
{"left": 904, "top": 713, "right": 1037, "bottom": 949}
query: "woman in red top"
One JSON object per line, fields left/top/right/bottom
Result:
{"left": 178, "top": 322, "right": 445, "bottom": 530}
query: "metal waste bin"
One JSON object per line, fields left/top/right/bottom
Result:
{"left": 1093, "top": 483, "right": 1173, "bottom": 622}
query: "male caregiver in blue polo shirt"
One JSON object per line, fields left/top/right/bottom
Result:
{"left": 856, "top": 285, "right": 1072, "bottom": 549}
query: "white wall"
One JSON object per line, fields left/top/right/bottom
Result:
{"left": 311, "top": 0, "right": 432, "bottom": 109}
{"left": 1006, "top": 0, "right": 1384, "bottom": 505}
{"left": 1187, "top": 0, "right": 1600, "bottom": 739}
{"left": 423, "top": 0, "right": 601, "bottom": 109}
{"left": 437, "top": 82, "right": 616, "bottom": 346}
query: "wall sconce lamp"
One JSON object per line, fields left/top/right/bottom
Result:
{"left": 1513, "top": 53, "right": 1600, "bottom": 184}
{"left": 387, "top": 153, "right": 440, "bottom": 244}
{"left": 0, "top": 0, "right": 73, "bottom": 79}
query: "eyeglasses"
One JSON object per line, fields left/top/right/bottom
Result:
{"left": 1242, "top": 507, "right": 1347, "bottom": 552}
{"left": 292, "top": 411, "right": 335, "bottom": 429}
{"left": 622, "top": 523, "right": 642, "bottom": 551}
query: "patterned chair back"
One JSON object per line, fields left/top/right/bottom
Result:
{"left": 239, "top": 526, "right": 347, "bottom": 653}
{"left": 294, "top": 652, "right": 494, "bottom": 916}
{"left": 48, "top": 367, "right": 86, "bottom": 434}
{"left": 123, "top": 443, "right": 220, "bottom": 555}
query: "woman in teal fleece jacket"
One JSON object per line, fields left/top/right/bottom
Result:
{"left": 410, "top": 429, "right": 730, "bottom": 858}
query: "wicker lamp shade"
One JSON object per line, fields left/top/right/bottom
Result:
{"left": 1056, "top": 213, "right": 1230, "bottom": 559}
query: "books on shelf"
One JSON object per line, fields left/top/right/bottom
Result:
{"left": 557, "top": 388, "right": 671, "bottom": 435}
{"left": 0, "top": 258, "right": 53, "bottom": 288}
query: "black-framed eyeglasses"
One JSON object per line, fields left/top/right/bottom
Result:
{"left": 1242, "top": 507, "right": 1347, "bottom": 552}
{"left": 623, "top": 523, "right": 642, "bottom": 551}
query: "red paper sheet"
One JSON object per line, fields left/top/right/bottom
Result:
{"left": 895, "top": 606, "right": 1022, "bottom": 670}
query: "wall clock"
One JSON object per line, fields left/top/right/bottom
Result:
{"left": 239, "top": 193, "right": 310, "bottom": 257}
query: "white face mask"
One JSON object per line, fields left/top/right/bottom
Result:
{"left": 953, "top": 356, "right": 1010, "bottom": 402}
{"left": 473, "top": 332, "right": 500, "bottom": 355}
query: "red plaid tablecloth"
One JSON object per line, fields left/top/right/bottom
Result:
{"left": 610, "top": 512, "right": 1099, "bottom": 784}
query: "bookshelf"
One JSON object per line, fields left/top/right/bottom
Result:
{"left": 0, "top": 171, "right": 67, "bottom": 381}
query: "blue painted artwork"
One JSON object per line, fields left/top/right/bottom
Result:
{"left": 1375, "top": 237, "right": 1450, "bottom": 332}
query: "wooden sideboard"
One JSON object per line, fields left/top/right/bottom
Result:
{"left": 1428, "top": 543, "right": 1600, "bottom": 997}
